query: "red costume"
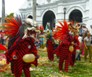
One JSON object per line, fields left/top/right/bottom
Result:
{"left": 7, "top": 37, "right": 38, "bottom": 77}
{"left": 54, "top": 34, "right": 73, "bottom": 72}
{"left": 46, "top": 37, "right": 54, "bottom": 61}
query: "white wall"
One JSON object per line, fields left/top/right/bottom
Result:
{"left": 86, "top": 0, "right": 92, "bottom": 34}
{"left": 89, "top": 0, "right": 92, "bottom": 19}
{"left": 37, "top": 0, "right": 47, "bottom": 5}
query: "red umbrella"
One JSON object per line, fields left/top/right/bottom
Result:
{"left": 0, "top": 44, "right": 7, "bottom": 51}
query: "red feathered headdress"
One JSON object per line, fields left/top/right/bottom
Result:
{"left": 2, "top": 17, "right": 22, "bottom": 37}
{"left": 0, "top": 44, "right": 7, "bottom": 51}
{"left": 53, "top": 20, "right": 69, "bottom": 40}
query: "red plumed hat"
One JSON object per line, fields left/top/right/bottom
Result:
{"left": 53, "top": 20, "right": 69, "bottom": 40}
{"left": 0, "top": 44, "right": 7, "bottom": 51}
{"left": 2, "top": 17, "right": 22, "bottom": 37}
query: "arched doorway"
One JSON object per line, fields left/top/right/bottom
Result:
{"left": 27, "top": 15, "right": 33, "bottom": 19}
{"left": 42, "top": 10, "right": 56, "bottom": 30}
{"left": 69, "top": 9, "right": 83, "bottom": 23}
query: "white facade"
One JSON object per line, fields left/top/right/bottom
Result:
{"left": 19, "top": 0, "right": 92, "bottom": 33}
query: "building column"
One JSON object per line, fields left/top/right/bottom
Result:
{"left": 32, "top": 0, "right": 36, "bottom": 21}
{"left": 2, "top": 0, "right": 5, "bottom": 24}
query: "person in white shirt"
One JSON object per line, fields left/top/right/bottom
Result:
{"left": 84, "top": 32, "right": 92, "bottom": 62}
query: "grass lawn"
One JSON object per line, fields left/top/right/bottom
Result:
{"left": 1, "top": 49, "right": 92, "bottom": 77}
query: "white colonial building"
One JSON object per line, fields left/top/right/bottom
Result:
{"left": 19, "top": 0, "right": 92, "bottom": 32}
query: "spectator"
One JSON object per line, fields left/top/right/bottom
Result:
{"left": 84, "top": 32, "right": 92, "bottom": 62}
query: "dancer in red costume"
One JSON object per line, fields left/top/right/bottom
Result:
{"left": 2, "top": 17, "right": 38, "bottom": 77}
{"left": 69, "top": 25, "right": 80, "bottom": 66}
{"left": 53, "top": 21, "right": 79, "bottom": 72}
{"left": 46, "top": 30, "right": 54, "bottom": 61}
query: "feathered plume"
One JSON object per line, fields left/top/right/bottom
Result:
{"left": 0, "top": 44, "right": 7, "bottom": 51}
{"left": 2, "top": 17, "right": 22, "bottom": 37}
{"left": 53, "top": 20, "right": 69, "bottom": 40}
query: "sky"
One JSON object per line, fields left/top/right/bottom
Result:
{"left": 0, "top": 0, "right": 26, "bottom": 17}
